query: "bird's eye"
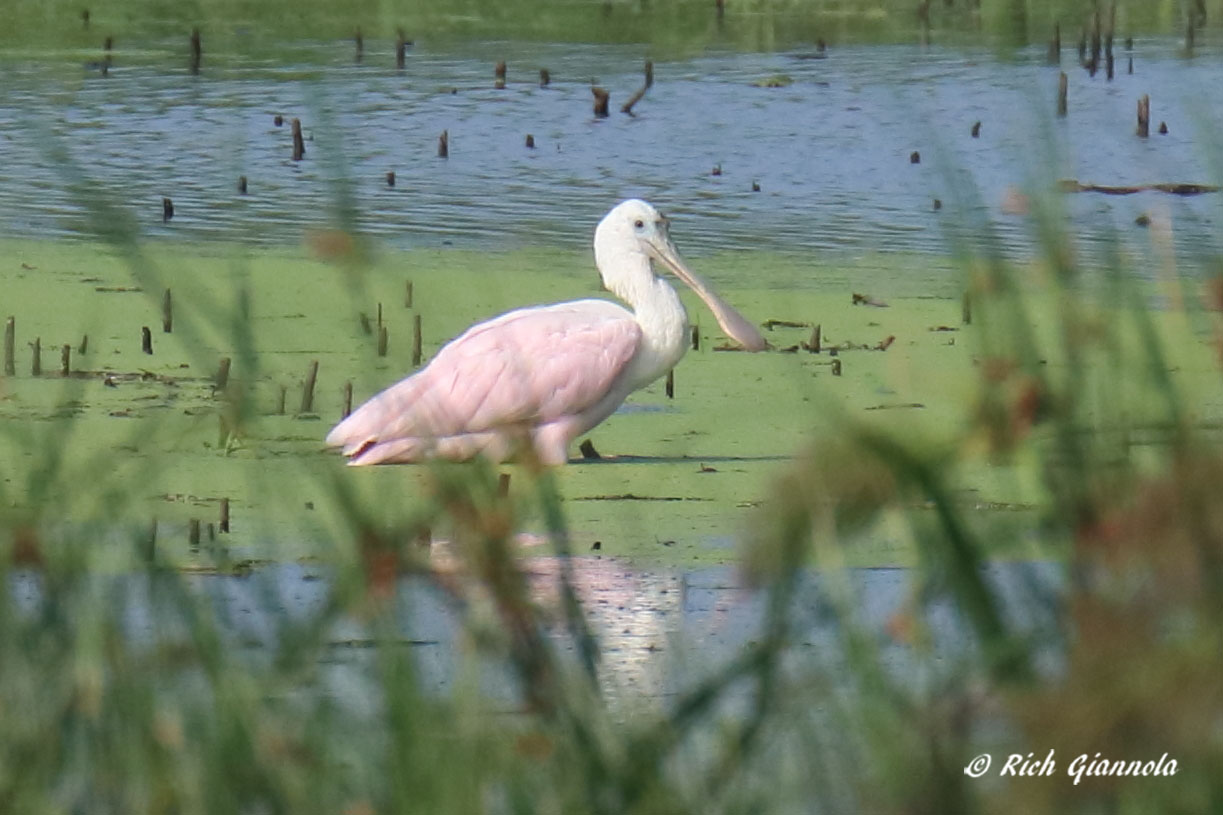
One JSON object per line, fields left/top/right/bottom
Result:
{"left": 634, "top": 219, "right": 644, "bottom": 229}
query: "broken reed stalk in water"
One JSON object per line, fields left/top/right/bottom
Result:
{"left": 539, "top": 68, "right": 550, "bottom": 87}
{"left": 396, "top": 29, "right": 406, "bottom": 69}
{"left": 343, "top": 381, "right": 353, "bottom": 418}
{"left": 292, "top": 118, "right": 305, "bottom": 161}
{"left": 405, "top": 280, "right": 413, "bottom": 308}
{"left": 691, "top": 324, "right": 699, "bottom": 350}
{"left": 495, "top": 60, "right": 507, "bottom": 89}
{"left": 354, "top": 28, "right": 363, "bottom": 63}
{"left": 220, "top": 498, "right": 230, "bottom": 533}
{"left": 79, "top": 335, "right": 88, "bottom": 354}
{"left": 592, "top": 87, "right": 610, "bottom": 118}
{"left": 1047, "top": 21, "right": 1061, "bottom": 63}
{"left": 162, "top": 288, "right": 172, "bottom": 333}
{"left": 665, "top": 369, "right": 674, "bottom": 399}
{"left": 620, "top": 60, "right": 653, "bottom": 115}
{"left": 238, "top": 175, "right": 247, "bottom": 194}
{"left": 277, "top": 385, "right": 287, "bottom": 415}
{"left": 141, "top": 326, "right": 152, "bottom": 355}
{"left": 31, "top": 337, "right": 40, "bottom": 376}
{"left": 189, "top": 519, "right": 201, "bottom": 549}
{"left": 3, "top": 317, "right": 13, "bottom": 376}
{"left": 378, "top": 326, "right": 388, "bottom": 357}
{"left": 162, "top": 197, "right": 174, "bottom": 222}
{"left": 438, "top": 130, "right": 449, "bottom": 158}
{"left": 1057, "top": 72, "right": 1068, "bottom": 117}
{"left": 300, "top": 360, "right": 318, "bottom": 414}
{"left": 412, "top": 314, "right": 422, "bottom": 366}
{"left": 1137, "top": 94, "right": 1150, "bottom": 137}
{"left": 60, "top": 345, "right": 70, "bottom": 376}
{"left": 189, "top": 28, "right": 201, "bottom": 75}
{"left": 215, "top": 357, "right": 231, "bottom": 390}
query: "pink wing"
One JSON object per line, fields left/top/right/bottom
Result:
{"left": 326, "top": 299, "right": 642, "bottom": 453}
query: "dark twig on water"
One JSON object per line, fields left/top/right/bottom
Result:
{"left": 1058, "top": 179, "right": 1218, "bottom": 195}
{"left": 438, "top": 130, "right": 449, "bottom": 158}
{"left": 852, "top": 293, "right": 889, "bottom": 307}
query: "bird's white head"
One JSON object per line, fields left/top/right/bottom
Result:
{"left": 593, "top": 199, "right": 767, "bottom": 351}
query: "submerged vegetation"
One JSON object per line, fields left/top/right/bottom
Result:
{"left": 5, "top": 0, "right": 1223, "bottom": 812}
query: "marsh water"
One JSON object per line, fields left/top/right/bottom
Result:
{"left": 7, "top": 559, "right": 1061, "bottom": 706}
{"left": 2, "top": 37, "right": 1222, "bottom": 266}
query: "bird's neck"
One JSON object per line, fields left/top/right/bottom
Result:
{"left": 611, "top": 257, "right": 688, "bottom": 368}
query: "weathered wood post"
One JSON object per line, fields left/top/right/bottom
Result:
{"left": 592, "top": 87, "right": 610, "bottom": 117}
{"left": 292, "top": 118, "right": 305, "bottom": 161}
{"left": 1137, "top": 94, "right": 1150, "bottom": 137}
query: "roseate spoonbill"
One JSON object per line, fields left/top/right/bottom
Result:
{"left": 326, "top": 199, "right": 766, "bottom": 465}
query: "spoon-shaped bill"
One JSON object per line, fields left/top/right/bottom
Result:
{"left": 649, "top": 236, "right": 767, "bottom": 351}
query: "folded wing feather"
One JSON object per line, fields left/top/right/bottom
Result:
{"left": 326, "top": 300, "right": 642, "bottom": 454}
